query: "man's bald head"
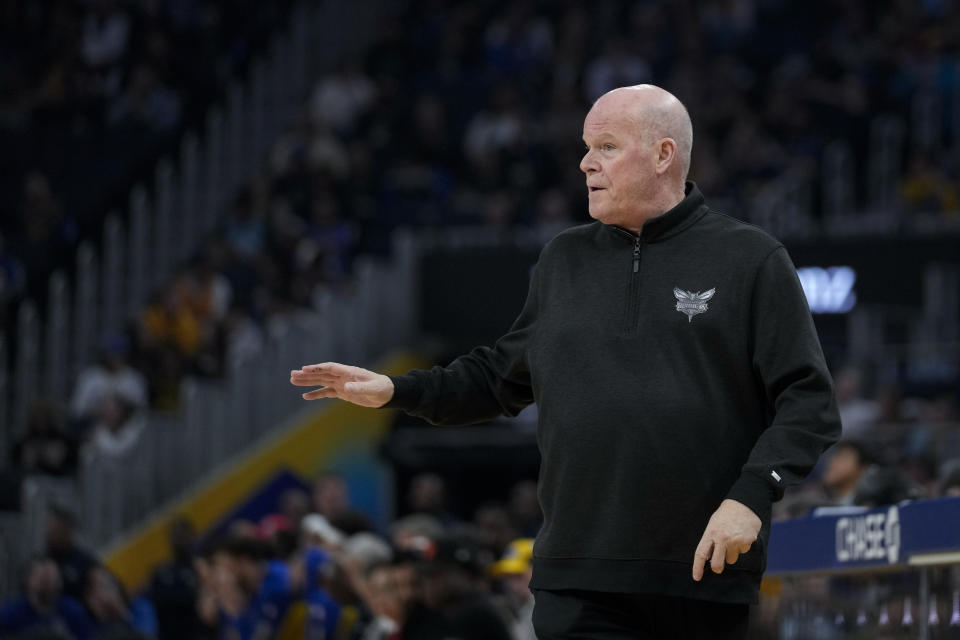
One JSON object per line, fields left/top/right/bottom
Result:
{"left": 580, "top": 84, "right": 694, "bottom": 230}
{"left": 597, "top": 85, "right": 693, "bottom": 183}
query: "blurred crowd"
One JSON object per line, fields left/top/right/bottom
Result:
{"left": 4, "top": 0, "right": 960, "bottom": 329}
{"left": 773, "top": 365, "right": 960, "bottom": 520}
{"left": 0, "top": 0, "right": 296, "bottom": 330}
{"left": 6, "top": 0, "right": 959, "bottom": 412}
{"left": 6, "top": 359, "right": 960, "bottom": 640}
{"left": 1, "top": 471, "right": 543, "bottom": 640}
{"left": 2, "top": 0, "right": 959, "bottom": 409}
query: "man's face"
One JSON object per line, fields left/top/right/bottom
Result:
{"left": 367, "top": 566, "right": 403, "bottom": 622}
{"left": 313, "top": 477, "right": 348, "bottom": 516}
{"left": 391, "top": 563, "right": 419, "bottom": 610}
{"left": 580, "top": 96, "right": 656, "bottom": 228}
{"left": 45, "top": 514, "right": 72, "bottom": 550}
{"left": 502, "top": 569, "right": 533, "bottom": 605}
{"left": 823, "top": 447, "right": 863, "bottom": 490}
{"left": 27, "top": 560, "right": 62, "bottom": 610}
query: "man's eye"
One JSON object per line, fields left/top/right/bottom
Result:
{"left": 603, "top": 144, "right": 615, "bottom": 151}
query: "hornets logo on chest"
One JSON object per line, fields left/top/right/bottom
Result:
{"left": 673, "top": 287, "right": 715, "bottom": 322}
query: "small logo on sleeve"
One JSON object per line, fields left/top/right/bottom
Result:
{"left": 673, "top": 287, "right": 715, "bottom": 322}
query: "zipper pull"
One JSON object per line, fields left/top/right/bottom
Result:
{"left": 632, "top": 238, "right": 641, "bottom": 273}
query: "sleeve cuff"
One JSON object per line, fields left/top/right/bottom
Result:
{"left": 383, "top": 374, "right": 422, "bottom": 410}
{"left": 726, "top": 471, "right": 776, "bottom": 522}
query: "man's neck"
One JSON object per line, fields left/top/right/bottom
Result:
{"left": 623, "top": 186, "right": 687, "bottom": 234}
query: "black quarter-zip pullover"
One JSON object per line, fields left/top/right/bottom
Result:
{"left": 386, "top": 182, "right": 841, "bottom": 603}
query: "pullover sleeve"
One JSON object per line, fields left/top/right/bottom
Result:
{"left": 383, "top": 264, "right": 539, "bottom": 425}
{"left": 725, "top": 246, "right": 841, "bottom": 520}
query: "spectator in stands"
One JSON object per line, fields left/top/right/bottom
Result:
{"left": 901, "top": 152, "right": 960, "bottom": 216}
{"left": 309, "top": 59, "right": 377, "bottom": 136}
{"left": 358, "top": 560, "right": 404, "bottom": 639}
{"left": 12, "top": 400, "right": 78, "bottom": 477}
{"left": 223, "top": 190, "right": 266, "bottom": 260}
{"left": 306, "top": 472, "right": 373, "bottom": 536}
{"left": 853, "top": 465, "right": 923, "bottom": 507}
{"left": 320, "top": 532, "right": 393, "bottom": 636}
{"left": 140, "top": 282, "right": 202, "bottom": 362}
{"left": 277, "top": 488, "right": 310, "bottom": 533}
{"left": 339, "top": 533, "right": 393, "bottom": 607}
{"left": 255, "top": 513, "right": 297, "bottom": 560}
{"left": 821, "top": 440, "right": 872, "bottom": 506}
{"left": 833, "top": 366, "right": 879, "bottom": 439}
{"left": 938, "top": 460, "right": 960, "bottom": 497}
{"left": 390, "top": 549, "right": 423, "bottom": 624}
{"left": 223, "top": 301, "right": 264, "bottom": 367}
{"left": 83, "top": 566, "right": 157, "bottom": 639}
{"left": 390, "top": 514, "right": 445, "bottom": 553}
{"left": 406, "top": 473, "right": 455, "bottom": 526}
{"left": 405, "top": 535, "right": 512, "bottom": 640}
{"left": 254, "top": 489, "right": 313, "bottom": 560}
{"left": 196, "top": 537, "right": 294, "bottom": 640}
{"left": 472, "top": 503, "right": 518, "bottom": 556}
{"left": 301, "top": 513, "right": 345, "bottom": 554}
{"left": 490, "top": 539, "right": 536, "bottom": 640}
{"left": 13, "top": 172, "right": 75, "bottom": 299}
{"left": 84, "top": 394, "right": 145, "bottom": 459}
{"left": 0, "top": 229, "right": 26, "bottom": 329}
{"left": 184, "top": 256, "right": 233, "bottom": 328}
{"left": 107, "top": 63, "right": 182, "bottom": 133}
{"left": 45, "top": 505, "right": 99, "bottom": 601}
{"left": 390, "top": 513, "right": 445, "bottom": 553}
{"left": 138, "top": 281, "right": 203, "bottom": 408}
{"left": 0, "top": 556, "right": 92, "bottom": 640}
{"left": 507, "top": 480, "right": 541, "bottom": 538}
{"left": 70, "top": 333, "right": 147, "bottom": 434}
{"left": 312, "top": 472, "right": 350, "bottom": 521}
{"left": 146, "top": 517, "right": 201, "bottom": 640}
{"left": 299, "top": 529, "right": 341, "bottom": 639}
{"left": 80, "top": 0, "right": 131, "bottom": 70}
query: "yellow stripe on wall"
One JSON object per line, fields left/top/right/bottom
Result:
{"left": 104, "top": 352, "right": 428, "bottom": 591}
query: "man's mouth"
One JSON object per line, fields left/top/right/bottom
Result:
{"left": 589, "top": 186, "right": 605, "bottom": 193}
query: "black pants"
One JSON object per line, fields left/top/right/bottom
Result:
{"left": 532, "top": 589, "right": 750, "bottom": 640}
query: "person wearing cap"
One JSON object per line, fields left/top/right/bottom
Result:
{"left": 403, "top": 535, "right": 513, "bottom": 640}
{"left": 291, "top": 84, "right": 840, "bottom": 638}
{"left": 492, "top": 539, "right": 536, "bottom": 640}
{"left": 44, "top": 505, "right": 99, "bottom": 602}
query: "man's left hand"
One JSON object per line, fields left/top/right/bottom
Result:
{"left": 691, "top": 499, "right": 761, "bottom": 581}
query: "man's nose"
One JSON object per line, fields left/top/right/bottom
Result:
{"left": 580, "top": 150, "right": 597, "bottom": 173}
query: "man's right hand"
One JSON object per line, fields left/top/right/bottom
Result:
{"left": 289, "top": 362, "right": 395, "bottom": 408}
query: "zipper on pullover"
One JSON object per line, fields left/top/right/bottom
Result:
{"left": 615, "top": 228, "right": 643, "bottom": 335}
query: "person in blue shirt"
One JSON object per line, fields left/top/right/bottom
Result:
{"left": 0, "top": 556, "right": 93, "bottom": 639}
{"left": 197, "top": 537, "right": 295, "bottom": 640}
{"left": 83, "top": 565, "right": 158, "bottom": 639}
{"left": 303, "top": 545, "right": 340, "bottom": 639}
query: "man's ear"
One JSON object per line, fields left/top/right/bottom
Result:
{"left": 656, "top": 138, "right": 676, "bottom": 175}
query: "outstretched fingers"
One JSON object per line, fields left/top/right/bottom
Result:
{"left": 301, "top": 387, "right": 338, "bottom": 401}
{"left": 290, "top": 362, "right": 360, "bottom": 386}
{"left": 692, "top": 538, "right": 712, "bottom": 582}
{"left": 289, "top": 371, "right": 339, "bottom": 387}
{"left": 302, "top": 362, "right": 360, "bottom": 377}
{"left": 710, "top": 540, "right": 727, "bottom": 575}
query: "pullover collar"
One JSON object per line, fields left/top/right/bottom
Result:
{"left": 607, "top": 181, "right": 708, "bottom": 243}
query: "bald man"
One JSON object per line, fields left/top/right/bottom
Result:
{"left": 291, "top": 85, "right": 840, "bottom": 638}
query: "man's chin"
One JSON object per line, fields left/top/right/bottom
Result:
{"left": 588, "top": 207, "right": 611, "bottom": 224}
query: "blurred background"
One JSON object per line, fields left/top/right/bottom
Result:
{"left": 0, "top": 0, "right": 958, "bottom": 638}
